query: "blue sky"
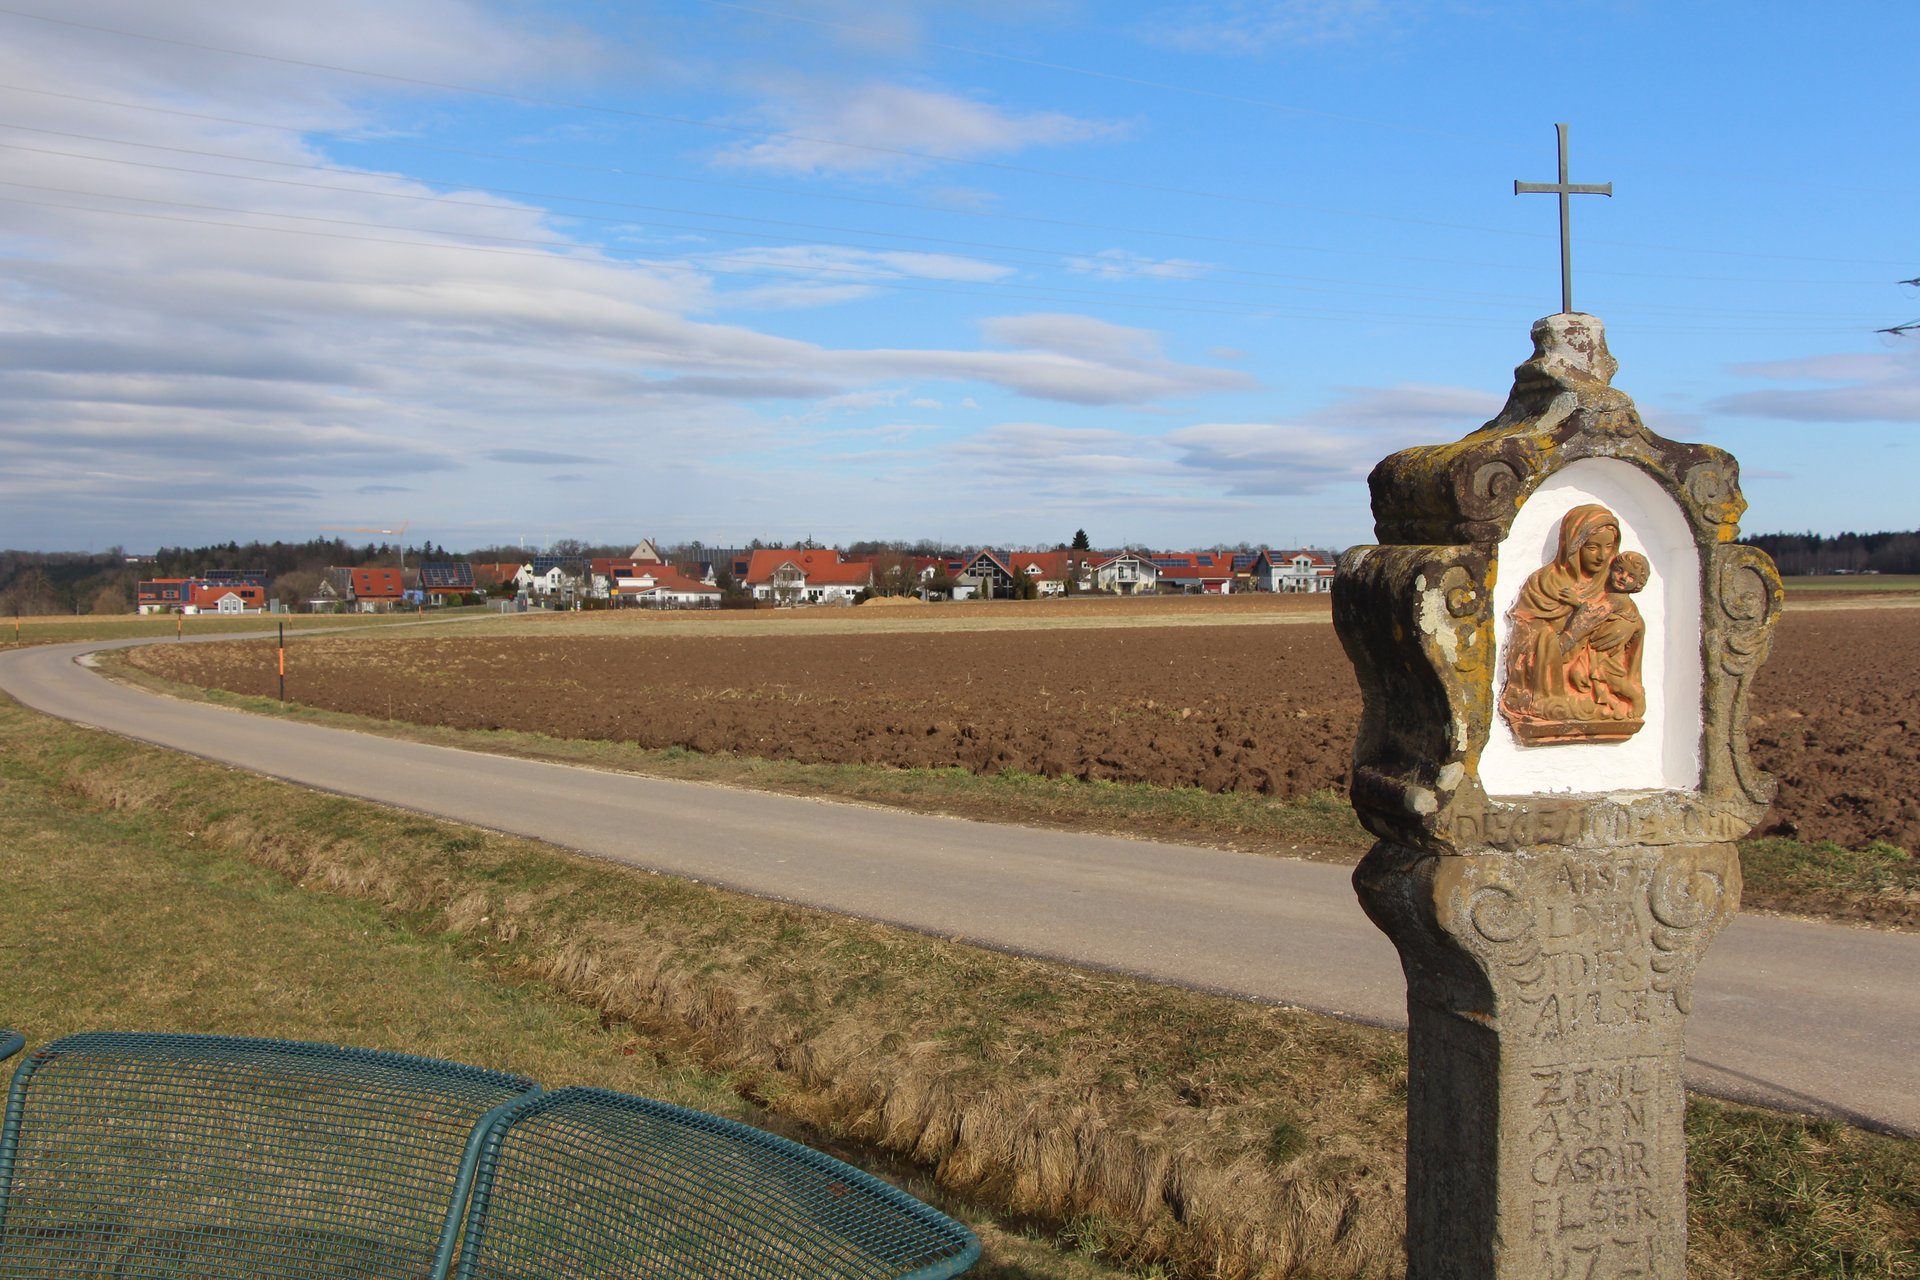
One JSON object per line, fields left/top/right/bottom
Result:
{"left": 0, "top": 0, "right": 1913, "bottom": 554}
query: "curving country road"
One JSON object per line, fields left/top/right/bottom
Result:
{"left": 3, "top": 634, "right": 1916, "bottom": 1137}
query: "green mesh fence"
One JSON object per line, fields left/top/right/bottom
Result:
{"left": 456, "top": 1088, "right": 981, "bottom": 1280}
{"left": 0, "top": 1033, "right": 537, "bottom": 1280}
{"left": 0, "top": 1036, "right": 978, "bottom": 1280}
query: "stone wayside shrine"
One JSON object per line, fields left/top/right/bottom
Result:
{"left": 1333, "top": 312, "right": 1784, "bottom": 1279}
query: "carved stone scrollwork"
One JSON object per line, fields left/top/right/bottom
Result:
{"left": 1646, "top": 848, "right": 1739, "bottom": 1014}
{"left": 1710, "top": 544, "right": 1785, "bottom": 808}
{"left": 1717, "top": 547, "right": 1781, "bottom": 647}
{"left": 1439, "top": 565, "right": 1489, "bottom": 677}
{"left": 1469, "top": 883, "right": 1531, "bottom": 944}
{"left": 1685, "top": 461, "right": 1746, "bottom": 530}
{"left": 1444, "top": 577, "right": 1483, "bottom": 618}
{"left": 1467, "top": 457, "right": 1526, "bottom": 521}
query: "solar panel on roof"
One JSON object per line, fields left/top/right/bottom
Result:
{"left": 419, "top": 562, "right": 475, "bottom": 589}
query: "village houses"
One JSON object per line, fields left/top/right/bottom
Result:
{"left": 136, "top": 540, "right": 1336, "bottom": 614}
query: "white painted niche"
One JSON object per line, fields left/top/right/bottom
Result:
{"left": 1479, "top": 456, "right": 1703, "bottom": 797}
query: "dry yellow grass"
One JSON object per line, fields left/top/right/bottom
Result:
{"left": 6, "top": 695, "right": 1915, "bottom": 1278}
{"left": 30, "top": 698, "right": 1405, "bottom": 1279}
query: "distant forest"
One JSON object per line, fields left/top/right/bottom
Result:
{"left": 1745, "top": 530, "right": 1920, "bottom": 577}
{"left": 1, "top": 530, "right": 1913, "bottom": 616}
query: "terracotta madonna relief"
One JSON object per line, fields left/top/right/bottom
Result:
{"left": 1499, "top": 503, "right": 1648, "bottom": 743}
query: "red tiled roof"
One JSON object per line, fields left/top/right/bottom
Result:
{"left": 349, "top": 567, "right": 405, "bottom": 598}
{"left": 1007, "top": 550, "right": 1077, "bottom": 579}
{"left": 188, "top": 583, "right": 265, "bottom": 608}
{"left": 805, "top": 561, "right": 874, "bottom": 587}
{"left": 635, "top": 570, "right": 720, "bottom": 595}
{"left": 742, "top": 548, "right": 849, "bottom": 584}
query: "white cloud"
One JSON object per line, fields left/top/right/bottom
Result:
{"left": 983, "top": 313, "right": 1166, "bottom": 364}
{"left": 1162, "top": 381, "right": 1504, "bottom": 496}
{"left": 4, "top": 1, "right": 604, "bottom": 123}
{"left": 1064, "top": 249, "right": 1213, "bottom": 281}
{"left": 944, "top": 422, "right": 1171, "bottom": 492}
{"left": 1729, "top": 352, "right": 1907, "bottom": 382}
{"left": 1715, "top": 383, "right": 1920, "bottom": 423}
{"left": 691, "top": 244, "right": 1015, "bottom": 286}
{"left": 1140, "top": 0, "right": 1401, "bottom": 53}
{"left": 1302, "top": 383, "right": 1504, "bottom": 431}
{"left": 715, "top": 81, "right": 1122, "bottom": 177}
{"left": 1715, "top": 349, "right": 1920, "bottom": 422}
{"left": 0, "top": 5, "right": 1256, "bottom": 548}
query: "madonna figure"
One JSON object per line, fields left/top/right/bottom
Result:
{"left": 1499, "top": 503, "right": 1648, "bottom": 743}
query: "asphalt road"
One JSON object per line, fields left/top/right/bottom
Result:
{"left": 4, "top": 634, "right": 1916, "bottom": 1137}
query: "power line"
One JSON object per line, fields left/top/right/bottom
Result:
{"left": 1, "top": 81, "right": 1898, "bottom": 280}
{"left": 700, "top": 1, "right": 1920, "bottom": 203}
{"left": 693, "top": 0, "right": 1522, "bottom": 149}
{"left": 0, "top": 175, "right": 1596, "bottom": 316}
{"left": 0, "top": 151, "right": 1875, "bottom": 325}
{"left": 0, "top": 189, "right": 1339, "bottom": 319}
{"left": 0, "top": 80, "right": 1366, "bottom": 254}
{"left": 0, "top": 4, "right": 1533, "bottom": 229}
{"left": 0, "top": 191, "right": 1853, "bottom": 335}
{"left": 0, "top": 133, "right": 1564, "bottom": 307}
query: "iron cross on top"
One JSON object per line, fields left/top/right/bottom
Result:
{"left": 1515, "top": 122, "right": 1611, "bottom": 315}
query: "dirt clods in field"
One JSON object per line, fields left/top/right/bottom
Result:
{"left": 128, "top": 605, "right": 1919, "bottom": 851}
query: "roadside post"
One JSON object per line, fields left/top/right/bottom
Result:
{"left": 1333, "top": 313, "right": 1783, "bottom": 1278}
{"left": 278, "top": 621, "right": 286, "bottom": 702}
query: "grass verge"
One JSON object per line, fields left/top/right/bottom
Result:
{"left": 0, "top": 697, "right": 1140, "bottom": 1280}
{"left": 1739, "top": 838, "right": 1920, "bottom": 929}
{"left": 3, "top": 696, "right": 1915, "bottom": 1278}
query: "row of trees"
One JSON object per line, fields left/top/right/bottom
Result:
{"left": 1747, "top": 530, "right": 1920, "bottom": 577}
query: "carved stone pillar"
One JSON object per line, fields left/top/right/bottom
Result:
{"left": 1334, "top": 314, "right": 1782, "bottom": 1280}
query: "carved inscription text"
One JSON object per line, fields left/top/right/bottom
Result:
{"left": 1526, "top": 1056, "right": 1674, "bottom": 1279}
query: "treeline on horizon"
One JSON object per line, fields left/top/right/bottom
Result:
{"left": 1744, "top": 530, "right": 1920, "bottom": 577}
{"left": 2, "top": 530, "right": 1909, "bottom": 616}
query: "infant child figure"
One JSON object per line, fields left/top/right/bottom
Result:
{"left": 1560, "top": 551, "right": 1649, "bottom": 721}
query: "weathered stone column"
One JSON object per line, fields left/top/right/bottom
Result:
{"left": 1334, "top": 314, "right": 1783, "bottom": 1279}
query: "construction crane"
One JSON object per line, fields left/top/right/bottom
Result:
{"left": 319, "top": 523, "right": 412, "bottom": 577}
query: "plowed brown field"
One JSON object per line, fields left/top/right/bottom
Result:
{"left": 126, "top": 606, "right": 1920, "bottom": 851}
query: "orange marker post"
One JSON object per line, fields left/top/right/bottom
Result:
{"left": 278, "top": 622, "right": 286, "bottom": 702}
